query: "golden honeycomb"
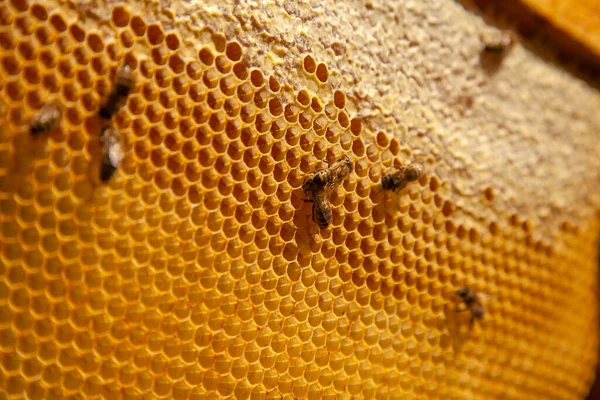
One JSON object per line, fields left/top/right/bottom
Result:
{"left": 0, "top": 0, "right": 599, "bottom": 399}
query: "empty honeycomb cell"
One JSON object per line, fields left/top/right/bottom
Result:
{"left": 220, "top": 76, "right": 237, "bottom": 97}
{"left": 303, "top": 54, "right": 317, "bottom": 74}
{"left": 49, "top": 13, "right": 67, "bottom": 32}
{"left": 264, "top": 76, "right": 280, "bottom": 94}
{"left": 15, "top": 16, "right": 35, "bottom": 35}
{"left": 2, "top": 55, "right": 21, "bottom": 75}
{"left": 254, "top": 89, "right": 270, "bottom": 109}
{"left": 30, "top": 3, "right": 48, "bottom": 21}
{"left": 337, "top": 109, "right": 350, "bottom": 128}
{"left": 215, "top": 54, "right": 231, "bottom": 74}
{"left": 315, "top": 63, "right": 329, "bottom": 83}
{"left": 116, "top": 31, "right": 134, "bottom": 50}
{"left": 298, "top": 111, "right": 312, "bottom": 130}
{"left": 111, "top": 5, "right": 130, "bottom": 28}
{"left": 296, "top": 89, "right": 310, "bottom": 107}
{"left": 198, "top": 47, "right": 214, "bottom": 66}
{"left": 310, "top": 97, "right": 323, "bottom": 114}
{"left": 236, "top": 83, "right": 253, "bottom": 104}
{"left": 168, "top": 54, "right": 184, "bottom": 74}
{"left": 203, "top": 68, "right": 219, "bottom": 89}
{"left": 250, "top": 69, "right": 264, "bottom": 88}
{"left": 67, "top": 24, "right": 85, "bottom": 44}
{"left": 61, "top": 82, "right": 78, "bottom": 102}
{"left": 126, "top": 15, "right": 146, "bottom": 38}
{"left": 5, "top": 80, "right": 24, "bottom": 101}
{"left": 147, "top": 24, "right": 164, "bottom": 45}
{"left": 91, "top": 56, "right": 107, "bottom": 75}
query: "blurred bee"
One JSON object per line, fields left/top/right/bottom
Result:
{"left": 99, "top": 65, "right": 135, "bottom": 119}
{"left": 302, "top": 155, "right": 353, "bottom": 230}
{"left": 379, "top": 163, "right": 423, "bottom": 193}
{"left": 31, "top": 103, "right": 61, "bottom": 135}
{"left": 302, "top": 154, "right": 353, "bottom": 194}
{"left": 455, "top": 286, "right": 485, "bottom": 325}
{"left": 99, "top": 127, "right": 124, "bottom": 182}
{"left": 481, "top": 30, "right": 516, "bottom": 54}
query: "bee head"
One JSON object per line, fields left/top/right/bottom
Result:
{"left": 339, "top": 155, "right": 353, "bottom": 172}
{"left": 455, "top": 287, "right": 469, "bottom": 298}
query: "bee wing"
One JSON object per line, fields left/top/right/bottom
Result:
{"left": 478, "top": 292, "right": 494, "bottom": 302}
{"left": 313, "top": 194, "right": 332, "bottom": 222}
{"left": 322, "top": 182, "right": 338, "bottom": 200}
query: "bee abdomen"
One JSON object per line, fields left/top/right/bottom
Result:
{"left": 473, "top": 306, "right": 485, "bottom": 319}
{"left": 99, "top": 94, "right": 121, "bottom": 119}
{"left": 100, "top": 160, "right": 117, "bottom": 182}
{"left": 31, "top": 123, "right": 49, "bottom": 135}
{"left": 314, "top": 205, "right": 331, "bottom": 229}
{"left": 115, "top": 83, "right": 133, "bottom": 97}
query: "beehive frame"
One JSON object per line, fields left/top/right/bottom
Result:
{"left": 0, "top": 0, "right": 599, "bottom": 399}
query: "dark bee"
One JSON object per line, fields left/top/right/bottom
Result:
{"left": 302, "top": 155, "right": 353, "bottom": 230}
{"left": 100, "top": 127, "right": 124, "bottom": 182}
{"left": 99, "top": 65, "right": 135, "bottom": 119}
{"left": 380, "top": 163, "right": 423, "bottom": 193}
{"left": 456, "top": 286, "right": 485, "bottom": 325}
{"left": 302, "top": 154, "right": 353, "bottom": 194}
{"left": 31, "top": 103, "right": 61, "bottom": 135}
{"left": 481, "top": 30, "right": 516, "bottom": 54}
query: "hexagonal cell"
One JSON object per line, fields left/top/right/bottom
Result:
{"left": 303, "top": 54, "right": 316, "bottom": 74}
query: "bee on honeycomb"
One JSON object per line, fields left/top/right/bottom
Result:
{"left": 379, "top": 163, "right": 424, "bottom": 194}
{"left": 456, "top": 286, "right": 486, "bottom": 325}
{"left": 99, "top": 126, "right": 124, "bottom": 182}
{"left": 302, "top": 155, "right": 353, "bottom": 229}
{"left": 99, "top": 65, "right": 135, "bottom": 119}
{"left": 481, "top": 29, "right": 516, "bottom": 54}
{"left": 30, "top": 103, "right": 61, "bottom": 135}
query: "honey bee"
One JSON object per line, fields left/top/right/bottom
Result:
{"left": 481, "top": 30, "right": 516, "bottom": 54}
{"left": 302, "top": 155, "right": 353, "bottom": 230}
{"left": 31, "top": 103, "right": 61, "bottom": 135}
{"left": 99, "top": 127, "right": 124, "bottom": 182}
{"left": 302, "top": 155, "right": 353, "bottom": 194}
{"left": 99, "top": 65, "right": 135, "bottom": 119}
{"left": 380, "top": 163, "right": 423, "bottom": 193}
{"left": 455, "top": 286, "right": 485, "bottom": 325}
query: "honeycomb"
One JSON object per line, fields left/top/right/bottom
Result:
{"left": 0, "top": 0, "right": 599, "bottom": 399}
